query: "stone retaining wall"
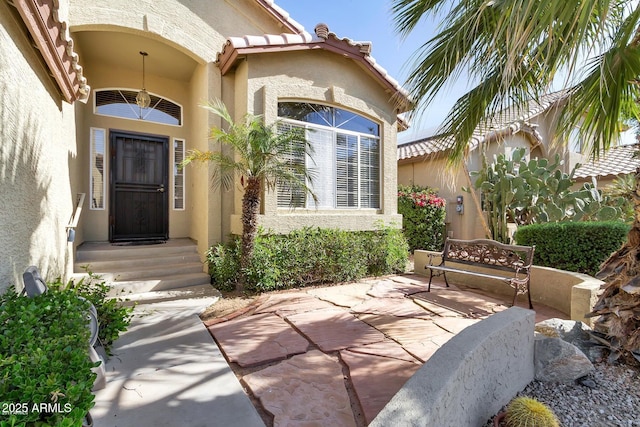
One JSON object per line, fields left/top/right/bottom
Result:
{"left": 371, "top": 307, "right": 535, "bottom": 427}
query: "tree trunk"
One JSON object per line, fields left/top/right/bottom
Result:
{"left": 590, "top": 166, "right": 640, "bottom": 359}
{"left": 238, "top": 176, "right": 261, "bottom": 293}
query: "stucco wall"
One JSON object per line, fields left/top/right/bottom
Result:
{"left": 0, "top": 4, "right": 77, "bottom": 291}
{"left": 371, "top": 307, "right": 535, "bottom": 427}
{"left": 228, "top": 49, "right": 403, "bottom": 234}
{"left": 68, "top": 0, "right": 286, "bottom": 63}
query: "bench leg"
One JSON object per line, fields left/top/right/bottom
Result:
{"left": 427, "top": 268, "right": 433, "bottom": 292}
{"left": 443, "top": 271, "right": 450, "bottom": 288}
{"left": 527, "top": 281, "right": 533, "bottom": 310}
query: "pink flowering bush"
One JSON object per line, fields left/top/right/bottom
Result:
{"left": 398, "top": 185, "right": 446, "bottom": 251}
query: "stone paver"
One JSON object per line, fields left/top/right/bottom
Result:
{"left": 366, "top": 279, "right": 429, "bottom": 299}
{"left": 243, "top": 350, "right": 357, "bottom": 427}
{"left": 306, "top": 282, "right": 372, "bottom": 308}
{"left": 340, "top": 349, "right": 421, "bottom": 424}
{"left": 346, "top": 339, "right": 421, "bottom": 364}
{"left": 208, "top": 312, "right": 309, "bottom": 367}
{"left": 254, "top": 292, "right": 336, "bottom": 316}
{"left": 205, "top": 275, "right": 568, "bottom": 427}
{"left": 358, "top": 314, "right": 453, "bottom": 346}
{"left": 433, "top": 317, "right": 481, "bottom": 334}
{"left": 350, "top": 297, "right": 432, "bottom": 319}
{"left": 286, "top": 308, "right": 386, "bottom": 352}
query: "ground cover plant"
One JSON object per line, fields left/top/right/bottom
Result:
{"left": 207, "top": 226, "right": 408, "bottom": 292}
{"left": 398, "top": 185, "right": 446, "bottom": 251}
{"left": 0, "top": 289, "right": 96, "bottom": 427}
{"left": 51, "top": 272, "right": 134, "bottom": 355}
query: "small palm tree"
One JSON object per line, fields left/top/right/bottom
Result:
{"left": 182, "top": 100, "right": 316, "bottom": 292}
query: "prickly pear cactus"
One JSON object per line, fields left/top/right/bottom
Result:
{"left": 505, "top": 396, "right": 560, "bottom": 427}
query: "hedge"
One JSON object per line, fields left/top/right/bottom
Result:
{"left": 514, "top": 221, "right": 630, "bottom": 276}
{"left": 206, "top": 226, "right": 409, "bottom": 292}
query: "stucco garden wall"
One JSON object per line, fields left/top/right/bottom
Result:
{"left": 414, "top": 250, "right": 603, "bottom": 325}
{"left": 371, "top": 307, "right": 535, "bottom": 427}
{"left": 0, "top": 4, "right": 78, "bottom": 292}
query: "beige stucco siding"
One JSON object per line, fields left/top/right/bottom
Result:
{"left": 0, "top": 4, "right": 78, "bottom": 291}
{"left": 68, "top": 0, "right": 288, "bottom": 63}
{"left": 228, "top": 50, "right": 402, "bottom": 234}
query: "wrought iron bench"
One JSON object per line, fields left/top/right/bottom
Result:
{"left": 425, "top": 238, "right": 535, "bottom": 309}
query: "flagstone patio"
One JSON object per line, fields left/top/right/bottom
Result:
{"left": 206, "top": 274, "right": 565, "bottom": 426}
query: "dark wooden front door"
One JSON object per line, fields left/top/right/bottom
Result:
{"left": 109, "top": 131, "right": 169, "bottom": 242}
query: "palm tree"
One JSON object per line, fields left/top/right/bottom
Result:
{"left": 392, "top": 0, "right": 640, "bottom": 360}
{"left": 182, "top": 100, "right": 316, "bottom": 292}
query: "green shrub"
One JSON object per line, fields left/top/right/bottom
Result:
{"left": 0, "top": 289, "right": 97, "bottom": 427}
{"left": 514, "top": 221, "right": 630, "bottom": 276}
{"left": 398, "top": 185, "right": 446, "bottom": 252}
{"left": 207, "top": 226, "right": 408, "bottom": 292}
{"left": 51, "top": 273, "right": 134, "bottom": 355}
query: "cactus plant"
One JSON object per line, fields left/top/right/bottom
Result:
{"left": 467, "top": 147, "right": 625, "bottom": 243}
{"left": 504, "top": 396, "right": 560, "bottom": 427}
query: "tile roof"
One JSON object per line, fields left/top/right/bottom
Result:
{"left": 217, "top": 23, "right": 411, "bottom": 112}
{"left": 257, "top": 0, "right": 307, "bottom": 35}
{"left": 398, "top": 90, "right": 569, "bottom": 161}
{"left": 574, "top": 143, "right": 639, "bottom": 179}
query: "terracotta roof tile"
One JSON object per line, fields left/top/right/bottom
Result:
{"left": 218, "top": 23, "right": 411, "bottom": 111}
{"left": 574, "top": 143, "right": 639, "bottom": 179}
{"left": 398, "top": 91, "right": 569, "bottom": 161}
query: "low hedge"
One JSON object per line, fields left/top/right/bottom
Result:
{"left": 207, "top": 226, "right": 409, "bottom": 292}
{"left": 514, "top": 221, "right": 630, "bottom": 276}
{"left": 0, "top": 289, "right": 97, "bottom": 426}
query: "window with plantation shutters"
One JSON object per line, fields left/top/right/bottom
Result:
{"left": 173, "top": 138, "right": 185, "bottom": 210}
{"left": 277, "top": 102, "right": 380, "bottom": 209}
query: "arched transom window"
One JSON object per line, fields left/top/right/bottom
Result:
{"left": 94, "top": 89, "right": 182, "bottom": 126}
{"left": 277, "top": 102, "right": 380, "bottom": 209}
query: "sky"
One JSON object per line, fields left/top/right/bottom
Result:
{"left": 274, "top": 0, "right": 468, "bottom": 142}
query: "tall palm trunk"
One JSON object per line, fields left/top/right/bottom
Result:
{"left": 238, "top": 176, "right": 261, "bottom": 292}
{"left": 591, "top": 167, "right": 640, "bottom": 358}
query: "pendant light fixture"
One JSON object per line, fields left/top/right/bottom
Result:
{"left": 135, "top": 51, "right": 151, "bottom": 109}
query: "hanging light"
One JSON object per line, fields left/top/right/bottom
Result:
{"left": 136, "top": 51, "right": 151, "bottom": 109}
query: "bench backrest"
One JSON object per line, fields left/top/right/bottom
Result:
{"left": 442, "top": 238, "right": 535, "bottom": 273}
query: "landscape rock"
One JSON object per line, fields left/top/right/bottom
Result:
{"left": 534, "top": 336, "right": 594, "bottom": 383}
{"left": 535, "top": 318, "right": 604, "bottom": 362}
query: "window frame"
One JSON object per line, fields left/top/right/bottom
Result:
{"left": 173, "top": 138, "right": 186, "bottom": 210}
{"left": 89, "top": 127, "right": 106, "bottom": 210}
{"left": 277, "top": 115, "right": 381, "bottom": 210}
{"left": 93, "top": 88, "right": 183, "bottom": 127}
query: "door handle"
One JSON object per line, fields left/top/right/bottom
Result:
{"left": 157, "top": 185, "right": 165, "bottom": 193}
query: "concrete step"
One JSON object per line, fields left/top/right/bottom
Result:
{"left": 107, "top": 272, "right": 212, "bottom": 296}
{"left": 76, "top": 239, "right": 199, "bottom": 263}
{"left": 120, "top": 284, "right": 221, "bottom": 306}
{"left": 86, "top": 263, "right": 205, "bottom": 282}
{"left": 74, "top": 253, "right": 202, "bottom": 273}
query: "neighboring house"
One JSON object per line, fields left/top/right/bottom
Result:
{"left": 397, "top": 90, "right": 595, "bottom": 240}
{"left": 0, "top": 0, "right": 410, "bottom": 292}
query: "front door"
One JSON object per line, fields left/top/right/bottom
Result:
{"left": 109, "top": 131, "right": 169, "bottom": 242}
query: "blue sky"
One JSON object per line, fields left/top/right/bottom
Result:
{"left": 274, "top": 0, "right": 468, "bottom": 142}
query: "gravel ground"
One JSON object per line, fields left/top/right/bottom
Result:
{"left": 486, "top": 362, "right": 640, "bottom": 426}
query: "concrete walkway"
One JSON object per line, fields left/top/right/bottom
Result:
{"left": 91, "top": 294, "right": 264, "bottom": 427}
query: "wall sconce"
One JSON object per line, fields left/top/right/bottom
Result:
{"left": 456, "top": 195, "right": 464, "bottom": 215}
{"left": 135, "top": 51, "right": 151, "bottom": 110}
